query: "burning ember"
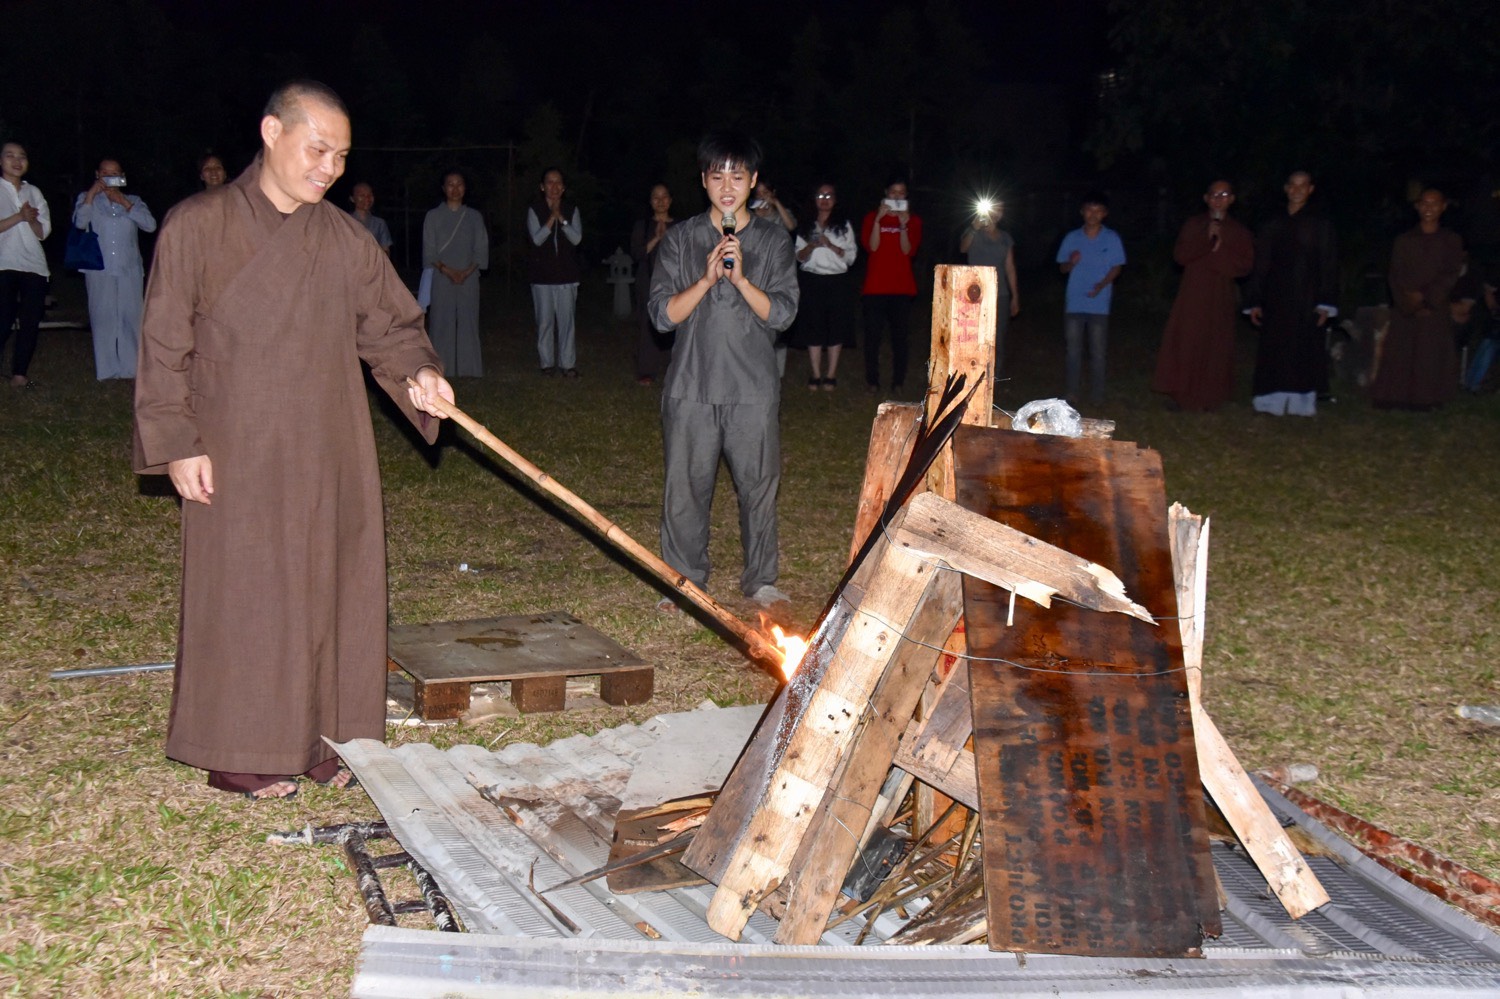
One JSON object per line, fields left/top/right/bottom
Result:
{"left": 769, "top": 624, "right": 808, "bottom": 680}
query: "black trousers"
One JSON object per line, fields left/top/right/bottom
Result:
{"left": 862, "top": 293, "right": 914, "bottom": 389}
{"left": 0, "top": 270, "right": 46, "bottom": 378}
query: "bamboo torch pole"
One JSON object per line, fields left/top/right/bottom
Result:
{"left": 407, "top": 381, "right": 782, "bottom": 670}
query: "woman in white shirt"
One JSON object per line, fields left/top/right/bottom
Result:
{"left": 790, "top": 183, "right": 858, "bottom": 390}
{"left": 0, "top": 142, "right": 51, "bottom": 387}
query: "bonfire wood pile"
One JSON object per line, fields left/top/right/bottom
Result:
{"left": 606, "top": 266, "right": 1330, "bottom": 956}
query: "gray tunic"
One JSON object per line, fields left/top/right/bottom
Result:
{"left": 647, "top": 212, "right": 798, "bottom": 594}
{"left": 423, "top": 204, "right": 489, "bottom": 377}
{"left": 649, "top": 213, "right": 798, "bottom": 404}
{"left": 965, "top": 229, "right": 1014, "bottom": 299}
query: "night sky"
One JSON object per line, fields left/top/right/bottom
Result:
{"left": 7, "top": 0, "right": 1496, "bottom": 261}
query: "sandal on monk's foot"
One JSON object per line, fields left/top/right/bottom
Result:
{"left": 316, "top": 768, "right": 360, "bottom": 791}
{"left": 242, "top": 780, "right": 299, "bottom": 802}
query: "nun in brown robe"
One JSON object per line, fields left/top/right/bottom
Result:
{"left": 134, "top": 154, "right": 445, "bottom": 793}
{"left": 1151, "top": 181, "right": 1255, "bottom": 411}
{"left": 1371, "top": 189, "right": 1464, "bottom": 409}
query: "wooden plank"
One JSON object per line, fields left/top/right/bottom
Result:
{"left": 846, "top": 402, "right": 922, "bottom": 567}
{"left": 774, "top": 568, "right": 964, "bottom": 944}
{"left": 894, "top": 738, "right": 979, "bottom": 811}
{"left": 389, "top": 612, "right": 648, "bottom": 683}
{"left": 908, "top": 660, "right": 973, "bottom": 774}
{"left": 1168, "top": 504, "right": 1330, "bottom": 919}
{"left": 895, "top": 492, "right": 1152, "bottom": 623}
{"left": 919, "top": 266, "right": 993, "bottom": 841}
{"left": 924, "top": 265, "right": 997, "bottom": 500}
{"left": 954, "top": 424, "right": 1220, "bottom": 958}
{"left": 682, "top": 594, "right": 862, "bottom": 889}
{"left": 605, "top": 802, "right": 710, "bottom": 894}
{"left": 686, "top": 517, "right": 942, "bottom": 941}
{"left": 1168, "top": 504, "right": 1209, "bottom": 703}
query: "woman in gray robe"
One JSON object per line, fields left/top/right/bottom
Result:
{"left": 423, "top": 171, "right": 488, "bottom": 377}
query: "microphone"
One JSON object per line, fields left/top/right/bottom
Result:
{"left": 721, "top": 212, "right": 736, "bottom": 271}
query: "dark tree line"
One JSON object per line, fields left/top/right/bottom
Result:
{"left": 1091, "top": 0, "right": 1500, "bottom": 258}
{"left": 1, "top": 0, "right": 1106, "bottom": 274}
{"left": 7, "top": 0, "right": 1493, "bottom": 294}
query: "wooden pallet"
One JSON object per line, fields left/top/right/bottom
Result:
{"left": 387, "top": 611, "right": 653, "bottom": 720}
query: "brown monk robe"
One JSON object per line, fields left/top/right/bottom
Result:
{"left": 134, "top": 158, "right": 442, "bottom": 787}
{"left": 1371, "top": 189, "right": 1464, "bottom": 409}
{"left": 1151, "top": 182, "right": 1255, "bottom": 411}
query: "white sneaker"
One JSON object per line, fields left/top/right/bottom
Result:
{"left": 750, "top": 584, "right": 791, "bottom": 608}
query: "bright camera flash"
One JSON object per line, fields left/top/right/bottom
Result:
{"left": 976, "top": 199, "right": 993, "bottom": 216}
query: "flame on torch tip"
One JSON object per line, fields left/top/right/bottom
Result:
{"left": 770, "top": 624, "right": 808, "bottom": 681}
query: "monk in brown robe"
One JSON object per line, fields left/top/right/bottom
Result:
{"left": 134, "top": 81, "right": 455, "bottom": 801}
{"left": 1371, "top": 188, "right": 1464, "bottom": 410}
{"left": 1151, "top": 180, "right": 1255, "bottom": 411}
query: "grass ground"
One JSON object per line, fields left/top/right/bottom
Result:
{"left": 2, "top": 269, "right": 1498, "bottom": 996}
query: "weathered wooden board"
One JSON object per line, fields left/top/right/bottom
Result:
{"left": 774, "top": 568, "right": 964, "bottom": 944}
{"left": 685, "top": 509, "right": 948, "bottom": 941}
{"left": 910, "top": 659, "right": 973, "bottom": 772}
{"left": 895, "top": 492, "right": 1153, "bottom": 623}
{"left": 894, "top": 737, "right": 979, "bottom": 811}
{"left": 1168, "top": 504, "right": 1329, "bottom": 919}
{"left": 680, "top": 597, "right": 859, "bottom": 890}
{"left": 605, "top": 801, "right": 711, "bottom": 894}
{"left": 388, "top": 612, "right": 652, "bottom": 719}
{"left": 389, "top": 612, "right": 648, "bottom": 682}
{"left": 924, "top": 265, "right": 997, "bottom": 500}
{"left": 953, "top": 425, "right": 1220, "bottom": 958}
{"left": 847, "top": 402, "right": 922, "bottom": 567}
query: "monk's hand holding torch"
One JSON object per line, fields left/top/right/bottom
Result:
{"left": 408, "top": 365, "right": 455, "bottom": 420}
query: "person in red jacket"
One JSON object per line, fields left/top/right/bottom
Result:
{"left": 860, "top": 174, "right": 922, "bottom": 392}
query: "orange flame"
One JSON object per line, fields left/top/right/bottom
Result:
{"left": 769, "top": 624, "right": 808, "bottom": 681}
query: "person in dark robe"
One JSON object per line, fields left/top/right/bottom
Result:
{"left": 1370, "top": 189, "right": 1464, "bottom": 410}
{"left": 1243, "top": 171, "right": 1339, "bottom": 416}
{"left": 133, "top": 80, "right": 455, "bottom": 801}
{"left": 1151, "top": 180, "right": 1255, "bottom": 411}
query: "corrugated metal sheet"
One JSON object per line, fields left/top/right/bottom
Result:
{"left": 336, "top": 704, "right": 1500, "bottom": 997}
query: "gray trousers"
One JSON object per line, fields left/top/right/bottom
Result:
{"left": 1064, "top": 312, "right": 1109, "bottom": 404}
{"left": 532, "top": 282, "right": 579, "bottom": 369}
{"left": 84, "top": 269, "right": 144, "bottom": 380}
{"left": 660, "top": 395, "right": 780, "bottom": 596}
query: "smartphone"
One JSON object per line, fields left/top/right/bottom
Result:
{"left": 103, "top": 176, "right": 127, "bottom": 188}
{"left": 882, "top": 198, "right": 908, "bottom": 212}
{"left": 749, "top": 198, "right": 767, "bottom": 210}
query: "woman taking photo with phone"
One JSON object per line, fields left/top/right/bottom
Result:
{"left": 74, "top": 158, "right": 156, "bottom": 380}
{"left": 860, "top": 174, "right": 922, "bottom": 393}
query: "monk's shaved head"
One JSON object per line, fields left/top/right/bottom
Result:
{"left": 257, "top": 80, "right": 351, "bottom": 212}
{"left": 263, "top": 80, "right": 348, "bottom": 128}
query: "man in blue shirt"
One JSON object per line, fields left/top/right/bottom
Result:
{"left": 1056, "top": 191, "right": 1126, "bottom": 406}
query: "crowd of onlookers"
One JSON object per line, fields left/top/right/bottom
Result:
{"left": 0, "top": 138, "right": 1492, "bottom": 413}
